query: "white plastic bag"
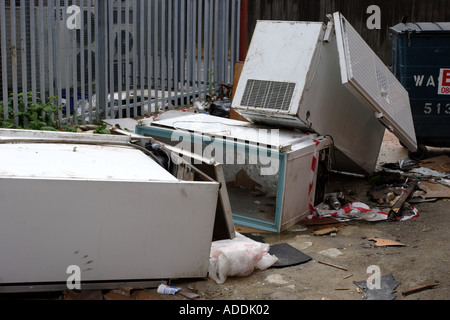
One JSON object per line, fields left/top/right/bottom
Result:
{"left": 208, "top": 232, "right": 278, "bottom": 284}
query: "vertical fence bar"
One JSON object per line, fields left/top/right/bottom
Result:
{"left": 0, "top": 0, "right": 6, "bottom": 116}
{"left": 139, "top": 0, "right": 145, "bottom": 115}
{"left": 147, "top": 0, "right": 153, "bottom": 112}
{"left": 20, "top": 0, "right": 28, "bottom": 118}
{"left": 117, "top": 0, "right": 123, "bottom": 118}
{"left": 230, "top": 0, "right": 236, "bottom": 85}
{"left": 167, "top": 0, "right": 173, "bottom": 109}
{"left": 191, "top": 0, "right": 197, "bottom": 98}
{"left": 125, "top": 0, "right": 130, "bottom": 118}
{"left": 208, "top": 0, "right": 213, "bottom": 97}
{"left": 197, "top": 0, "right": 202, "bottom": 99}
{"left": 87, "top": 0, "right": 93, "bottom": 123}
{"left": 132, "top": 0, "right": 138, "bottom": 115}
{"left": 65, "top": 0, "right": 71, "bottom": 119}
{"left": 173, "top": 0, "right": 179, "bottom": 108}
{"left": 180, "top": 0, "right": 186, "bottom": 106}
{"left": 98, "top": 0, "right": 109, "bottom": 121}
{"left": 79, "top": 0, "right": 86, "bottom": 124}
{"left": 72, "top": 0, "right": 78, "bottom": 125}
{"left": 0, "top": 0, "right": 8, "bottom": 117}
{"left": 224, "top": 0, "right": 230, "bottom": 83}
{"left": 108, "top": 0, "right": 115, "bottom": 119}
{"left": 10, "top": 0, "right": 19, "bottom": 125}
{"left": 38, "top": 0, "right": 46, "bottom": 103}
{"left": 55, "top": 0, "right": 63, "bottom": 124}
{"left": 47, "top": 0, "right": 54, "bottom": 101}
{"left": 161, "top": 0, "right": 166, "bottom": 110}
{"left": 203, "top": 0, "right": 210, "bottom": 101}
{"left": 153, "top": 0, "right": 159, "bottom": 106}
{"left": 186, "top": 0, "right": 192, "bottom": 100}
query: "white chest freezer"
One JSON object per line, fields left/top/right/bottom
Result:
{"left": 232, "top": 14, "right": 417, "bottom": 173}
{"left": 136, "top": 113, "right": 332, "bottom": 233}
{"left": 0, "top": 129, "right": 219, "bottom": 291}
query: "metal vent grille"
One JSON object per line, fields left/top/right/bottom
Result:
{"left": 240, "top": 79, "right": 295, "bottom": 111}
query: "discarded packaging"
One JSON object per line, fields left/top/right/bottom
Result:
{"left": 157, "top": 284, "right": 181, "bottom": 295}
{"left": 311, "top": 201, "right": 389, "bottom": 222}
{"left": 208, "top": 232, "right": 278, "bottom": 284}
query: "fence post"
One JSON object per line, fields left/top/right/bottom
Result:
{"left": 96, "top": 0, "right": 108, "bottom": 121}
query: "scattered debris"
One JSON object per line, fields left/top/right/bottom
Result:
{"left": 324, "top": 192, "right": 345, "bottom": 210}
{"left": 418, "top": 155, "right": 450, "bottom": 173}
{"left": 157, "top": 284, "right": 181, "bottom": 295}
{"left": 178, "top": 288, "right": 201, "bottom": 300}
{"left": 104, "top": 289, "right": 165, "bottom": 300}
{"left": 208, "top": 232, "right": 278, "bottom": 284}
{"left": 318, "top": 248, "right": 343, "bottom": 258}
{"left": 310, "top": 201, "right": 389, "bottom": 222}
{"left": 354, "top": 274, "right": 401, "bottom": 300}
{"left": 314, "top": 227, "right": 339, "bottom": 236}
{"left": 389, "top": 180, "right": 418, "bottom": 218}
{"left": 317, "top": 260, "right": 348, "bottom": 271}
{"left": 268, "top": 243, "right": 312, "bottom": 268}
{"left": 418, "top": 181, "right": 450, "bottom": 199}
{"left": 63, "top": 290, "right": 103, "bottom": 300}
{"left": 401, "top": 281, "right": 440, "bottom": 296}
{"left": 368, "top": 238, "right": 405, "bottom": 247}
{"left": 302, "top": 217, "right": 346, "bottom": 231}
{"left": 265, "top": 274, "right": 290, "bottom": 285}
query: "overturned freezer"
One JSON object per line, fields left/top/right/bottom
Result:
{"left": 136, "top": 113, "right": 332, "bottom": 233}
{"left": 232, "top": 13, "right": 417, "bottom": 173}
{"left": 0, "top": 129, "right": 220, "bottom": 291}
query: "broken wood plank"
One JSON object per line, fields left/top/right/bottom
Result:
{"left": 318, "top": 260, "right": 348, "bottom": 271}
{"left": 401, "top": 282, "right": 440, "bottom": 296}
{"left": 314, "top": 227, "right": 339, "bottom": 236}
{"left": 389, "top": 180, "right": 418, "bottom": 218}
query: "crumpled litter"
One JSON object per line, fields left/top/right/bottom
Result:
{"left": 208, "top": 232, "right": 279, "bottom": 284}
{"left": 309, "top": 200, "right": 420, "bottom": 222}
{"left": 308, "top": 201, "right": 389, "bottom": 222}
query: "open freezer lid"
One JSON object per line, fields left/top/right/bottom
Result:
{"left": 333, "top": 12, "right": 418, "bottom": 152}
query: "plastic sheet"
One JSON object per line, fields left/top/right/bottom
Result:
{"left": 208, "top": 232, "right": 278, "bottom": 284}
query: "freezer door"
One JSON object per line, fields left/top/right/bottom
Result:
{"left": 333, "top": 12, "right": 418, "bottom": 152}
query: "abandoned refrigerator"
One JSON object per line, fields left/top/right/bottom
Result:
{"left": 136, "top": 113, "right": 332, "bottom": 233}
{"left": 232, "top": 13, "right": 417, "bottom": 174}
{"left": 0, "top": 129, "right": 220, "bottom": 291}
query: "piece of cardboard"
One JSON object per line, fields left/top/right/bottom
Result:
{"left": 368, "top": 238, "right": 405, "bottom": 247}
{"left": 418, "top": 181, "right": 450, "bottom": 199}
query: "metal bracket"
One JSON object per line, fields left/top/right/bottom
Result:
{"left": 324, "top": 14, "right": 334, "bottom": 43}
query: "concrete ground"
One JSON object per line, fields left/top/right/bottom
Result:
{"left": 159, "top": 131, "right": 450, "bottom": 301}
